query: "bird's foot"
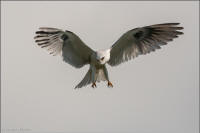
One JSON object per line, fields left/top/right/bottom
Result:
{"left": 91, "top": 82, "right": 97, "bottom": 88}
{"left": 107, "top": 81, "right": 113, "bottom": 88}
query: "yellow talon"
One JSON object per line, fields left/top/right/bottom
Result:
{"left": 91, "top": 82, "right": 97, "bottom": 88}
{"left": 107, "top": 81, "right": 113, "bottom": 88}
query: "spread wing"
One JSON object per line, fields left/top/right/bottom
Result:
{"left": 34, "top": 27, "right": 94, "bottom": 68}
{"left": 108, "top": 23, "right": 184, "bottom": 66}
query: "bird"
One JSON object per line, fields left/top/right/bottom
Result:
{"left": 34, "top": 23, "right": 183, "bottom": 89}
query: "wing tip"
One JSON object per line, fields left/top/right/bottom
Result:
{"left": 150, "top": 22, "right": 184, "bottom": 29}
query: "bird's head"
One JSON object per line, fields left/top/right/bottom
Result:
{"left": 96, "top": 49, "right": 111, "bottom": 65}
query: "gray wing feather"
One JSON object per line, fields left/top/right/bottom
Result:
{"left": 35, "top": 27, "right": 94, "bottom": 68}
{"left": 108, "top": 23, "right": 184, "bottom": 66}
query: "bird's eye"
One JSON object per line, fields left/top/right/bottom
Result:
{"left": 101, "top": 57, "right": 104, "bottom": 60}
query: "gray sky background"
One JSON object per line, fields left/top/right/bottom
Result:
{"left": 1, "top": 1, "right": 199, "bottom": 133}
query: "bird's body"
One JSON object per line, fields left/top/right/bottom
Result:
{"left": 76, "top": 48, "right": 112, "bottom": 88}
{"left": 34, "top": 23, "right": 183, "bottom": 89}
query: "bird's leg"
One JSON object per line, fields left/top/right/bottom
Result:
{"left": 91, "top": 82, "right": 97, "bottom": 88}
{"left": 107, "top": 81, "right": 113, "bottom": 88}
{"left": 91, "top": 65, "right": 97, "bottom": 88}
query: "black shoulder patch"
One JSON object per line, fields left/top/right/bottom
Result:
{"left": 61, "top": 34, "right": 68, "bottom": 41}
{"left": 134, "top": 31, "right": 144, "bottom": 39}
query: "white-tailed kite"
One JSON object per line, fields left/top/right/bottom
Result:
{"left": 34, "top": 23, "right": 183, "bottom": 89}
